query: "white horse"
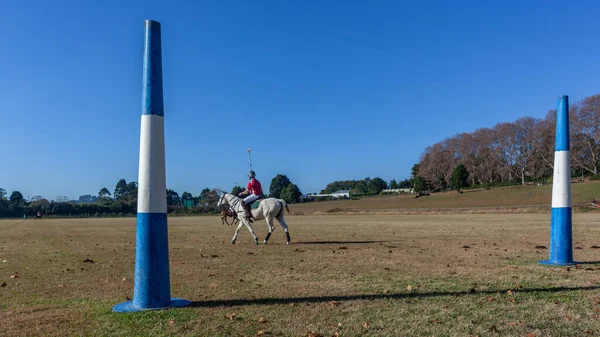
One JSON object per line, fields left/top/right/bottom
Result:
{"left": 217, "top": 192, "right": 291, "bottom": 245}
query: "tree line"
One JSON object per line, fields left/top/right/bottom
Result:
{"left": 413, "top": 94, "right": 600, "bottom": 192}
{"left": 316, "top": 177, "right": 412, "bottom": 198}
{"left": 0, "top": 174, "right": 304, "bottom": 218}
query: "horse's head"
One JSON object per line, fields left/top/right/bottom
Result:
{"left": 217, "top": 192, "right": 228, "bottom": 209}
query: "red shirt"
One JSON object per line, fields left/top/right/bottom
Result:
{"left": 247, "top": 178, "right": 263, "bottom": 195}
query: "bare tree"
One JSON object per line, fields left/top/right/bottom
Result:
{"left": 414, "top": 94, "right": 600, "bottom": 189}
{"left": 432, "top": 139, "right": 457, "bottom": 190}
{"left": 493, "top": 122, "right": 517, "bottom": 183}
{"left": 473, "top": 128, "right": 502, "bottom": 184}
{"left": 418, "top": 145, "right": 443, "bottom": 189}
{"left": 514, "top": 117, "right": 541, "bottom": 185}
{"left": 536, "top": 109, "right": 556, "bottom": 171}
{"left": 571, "top": 95, "right": 600, "bottom": 175}
{"left": 457, "top": 132, "right": 478, "bottom": 185}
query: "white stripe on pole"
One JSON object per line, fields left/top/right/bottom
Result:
{"left": 551, "top": 150, "right": 571, "bottom": 208}
{"left": 137, "top": 114, "right": 167, "bottom": 213}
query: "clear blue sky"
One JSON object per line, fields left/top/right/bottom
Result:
{"left": 2, "top": 0, "right": 600, "bottom": 200}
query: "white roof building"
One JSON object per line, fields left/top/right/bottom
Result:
{"left": 330, "top": 190, "right": 350, "bottom": 198}
{"left": 305, "top": 190, "right": 351, "bottom": 200}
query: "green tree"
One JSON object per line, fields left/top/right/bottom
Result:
{"left": 166, "top": 189, "right": 180, "bottom": 206}
{"left": 29, "top": 198, "right": 50, "bottom": 214}
{"left": 280, "top": 184, "right": 302, "bottom": 203}
{"left": 191, "top": 196, "right": 200, "bottom": 206}
{"left": 199, "top": 188, "right": 211, "bottom": 203}
{"left": 411, "top": 164, "right": 420, "bottom": 179}
{"left": 231, "top": 185, "right": 244, "bottom": 196}
{"left": 389, "top": 179, "right": 398, "bottom": 189}
{"left": 270, "top": 174, "right": 291, "bottom": 198}
{"left": 9, "top": 191, "right": 24, "bottom": 206}
{"left": 351, "top": 180, "right": 369, "bottom": 195}
{"left": 78, "top": 194, "right": 97, "bottom": 203}
{"left": 322, "top": 180, "right": 356, "bottom": 194}
{"left": 114, "top": 179, "right": 129, "bottom": 200}
{"left": 0, "top": 188, "right": 7, "bottom": 200}
{"left": 413, "top": 176, "right": 426, "bottom": 194}
{"left": 181, "top": 191, "right": 193, "bottom": 200}
{"left": 368, "top": 177, "right": 387, "bottom": 195}
{"left": 398, "top": 179, "right": 412, "bottom": 188}
{"left": 126, "top": 182, "right": 138, "bottom": 200}
{"left": 98, "top": 187, "right": 111, "bottom": 199}
{"left": 323, "top": 178, "right": 388, "bottom": 195}
{"left": 450, "top": 164, "right": 469, "bottom": 192}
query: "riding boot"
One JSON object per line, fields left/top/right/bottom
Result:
{"left": 243, "top": 202, "right": 253, "bottom": 222}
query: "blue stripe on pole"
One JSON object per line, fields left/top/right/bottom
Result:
{"left": 133, "top": 212, "right": 171, "bottom": 308}
{"left": 142, "top": 20, "right": 164, "bottom": 116}
{"left": 113, "top": 212, "right": 191, "bottom": 312}
{"left": 555, "top": 95, "right": 569, "bottom": 151}
{"left": 539, "top": 207, "right": 577, "bottom": 266}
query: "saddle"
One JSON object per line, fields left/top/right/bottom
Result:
{"left": 241, "top": 195, "right": 265, "bottom": 223}
{"left": 250, "top": 195, "right": 265, "bottom": 209}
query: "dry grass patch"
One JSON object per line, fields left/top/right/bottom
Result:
{"left": 1, "top": 214, "right": 600, "bottom": 336}
{"left": 291, "top": 181, "right": 600, "bottom": 215}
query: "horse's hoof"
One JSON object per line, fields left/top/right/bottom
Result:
{"left": 263, "top": 240, "right": 267, "bottom": 244}
{"left": 286, "top": 242, "right": 290, "bottom": 245}
{"left": 231, "top": 240, "right": 236, "bottom": 244}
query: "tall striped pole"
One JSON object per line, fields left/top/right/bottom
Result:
{"left": 539, "top": 95, "right": 578, "bottom": 266}
{"left": 113, "top": 20, "right": 190, "bottom": 312}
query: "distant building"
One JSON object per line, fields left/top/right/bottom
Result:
{"left": 299, "top": 194, "right": 315, "bottom": 202}
{"left": 330, "top": 190, "right": 350, "bottom": 198}
{"left": 382, "top": 188, "right": 415, "bottom": 194}
{"left": 303, "top": 189, "right": 351, "bottom": 201}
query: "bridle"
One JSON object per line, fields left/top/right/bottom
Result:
{"left": 222, "top": 193, "right": 243, "bottom": 209}
{"left": 218, "top": 192, "right": 227, "bottom": 208}
{"left": 218, "top": 192, "right": 243, "bottom": 215}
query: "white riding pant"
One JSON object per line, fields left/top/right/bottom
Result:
{"left": 244, "top": 194, "right": 260, "bottom": 204}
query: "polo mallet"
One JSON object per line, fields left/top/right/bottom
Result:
{"left": 247, "top": 148, "right": 253, "bottom": 171}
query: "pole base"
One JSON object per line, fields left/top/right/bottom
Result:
{"left": 538, "top": 260, "right": 579, "bottom": 267}
{"left": 113, "top": 298, "right": 191, "bottom": 313}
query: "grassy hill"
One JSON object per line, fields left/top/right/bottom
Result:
{"left": 291, "top": 181, "right": 600, "bottom": 214}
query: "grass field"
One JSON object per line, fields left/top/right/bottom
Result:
{"left": 2, "top": 214, "right": 600, "bottom": 336}
{"left": 292, "top": 181, "right": 600, "bottom": 214}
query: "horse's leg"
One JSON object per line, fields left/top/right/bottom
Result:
{"left": 263, "top": 216, "right": 275, "bottom": 244}
{"left": 276, "top": 211, "right": 291, "bottom": 244}
{"left": 232, "top": 221, "right": 244, "bottom": 244}
{"left": 243, "top": 219, "right": 259, "bottom": 245}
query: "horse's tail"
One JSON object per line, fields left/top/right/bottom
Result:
{"left": 278, "top": 199, "right": 290, "bottom": 214}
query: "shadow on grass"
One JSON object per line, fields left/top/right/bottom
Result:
{"left": 297, "top": 240, "right": 389, "bottom": 245}
{"left": 188, "top": 285, "right": 600, "bottom": 308}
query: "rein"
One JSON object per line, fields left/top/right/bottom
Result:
{"left": 219, "top": 193, "right": 240, "bottom": 226}
{"left": 219, "top": 193, "right": 244, "bottom": 213}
